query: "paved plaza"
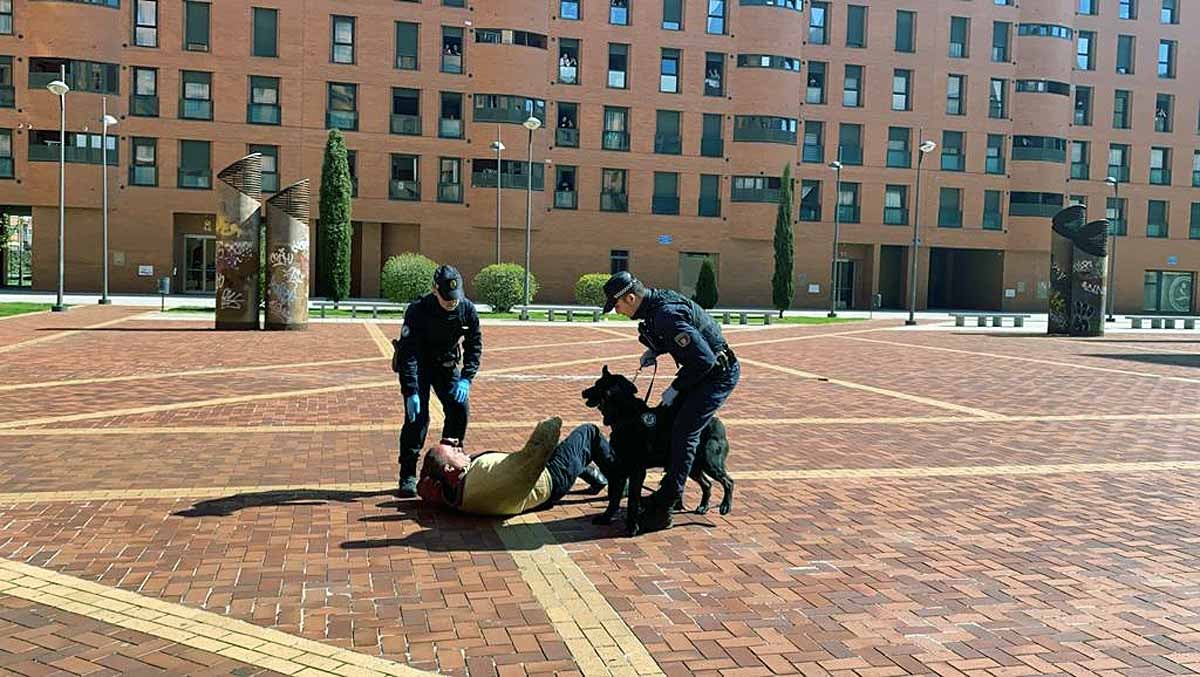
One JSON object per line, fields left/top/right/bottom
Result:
{"left": 0, "top": 305, "right": 1198, "bottom": 676}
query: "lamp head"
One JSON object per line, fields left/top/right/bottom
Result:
{"left": 46, "top": 80, "right": 70, "bottom": 96}
{"left": 102, "top": 114, "right": 118, "bottom": 127}
{"left": 919, "top": 140, "right": 938, "bottom": 153}
{"left": 490, "top": 140, "right": 506, "bottom": 152}
{"left": 1104, "top": 176, "right": 1118, "bottom": 186}
{"left": 522, "top": 116, "right": 542, "bottom": 131}
{"left": 828, "top": 161, "right": 842, "bottom": 171}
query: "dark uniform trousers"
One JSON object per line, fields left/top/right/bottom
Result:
{"left": 398, "top": 362, "right": 469, "bottom": 478}
{"left": 666, "top": 355, "right": 739, "bottom": 498}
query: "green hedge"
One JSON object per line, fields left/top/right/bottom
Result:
{"left": 574, "top": 273, "right": 608, "bottom": 307}
{"left": 474, "top": 263, "right": 537, "bottom": 313}
{"left": 381, "top": 253, "right": 438, "bottom": 303}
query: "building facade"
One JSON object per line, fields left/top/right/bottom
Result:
{"left": 1, "top": 0, "right": 1197, "bottom": 313}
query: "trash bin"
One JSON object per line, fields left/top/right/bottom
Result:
{"left": 157, "top": 276, "right": 171, "bottom": 295}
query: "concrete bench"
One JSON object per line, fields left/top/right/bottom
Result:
{"left": 516, "top": 306, "right": 603, "bottom": 322}
{"left": 311, "top": 301, "right": 407, "bottom": 319}
{"left": 1128, "top": 315, "right": 1199, "bottom": 330}
{"left": 710, "top": 309, "right": 774, "bottom": 325}
{"left": 950, "top": 312, "right": 1032, "bottom": 328}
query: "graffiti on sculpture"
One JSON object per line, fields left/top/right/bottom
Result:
{"left": 264, "top": 180, "right": 312, "bottom": 330}
{"left": 1048, "top": 205, "right": 1109, "bottom": 337}
{"left": 215, "top": 154, "right": 263, "bottom": 330}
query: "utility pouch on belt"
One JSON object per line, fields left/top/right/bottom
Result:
{"left": 391, "top": 339, "right": 402, "bottom": 373}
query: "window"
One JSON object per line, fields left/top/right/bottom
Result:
{"left": 183, "top": 1, "right": 210, "bottom": 51}
{"left": 247, "top": 76, "right": 280, "bottom": 125}
{"left": 389, "top": 154, "right": 420, "bottom": 201}
{"left": 1017, "top": 23, "right": 1073, "bottom": 40}
{"left": 660, "top": 49, "right": 680, "bottom": 93}
{"left": 1108, "top": 144, "right": 1130, "bottom": 182}
{"left": 1076, "top": 31, "right": 1094, "bottom": 70}
{"left": 135, "top": 0, "right": 158, "bottom": 47}
{"left": 1078, "top": 0, "right": 1097, "bottom": 15}
{"left": 396, "top": 22, "right": 419, "bottom": 70}
{"left": 441, "top": 92, "right": 464, "bottom": 139}
{"left": 554, "top": 166, "right": 577, "bottom": 209}
{"left": 130, "top": 137, "right": 156, "bottom": 186}
{"left": 29, "top": 59, "right": 119, "bottom": 95}
{"left": 895, "top": 10, "right": 915, "bottom": 53}
{"left": 391, "top": 88, "right": 421, "bottom": 135}
{"left": 331, "top": 16, "right": 355, "bottom": 64}
{"left": 837, "top": 183, "right": 860, "bottom": 223}
{"left": 983, "top": 190, "right": 1003, "bottom": 230}
{"left": 474, "top": 29, "right": 548, "bottom": 49}
{"left": 249, "top": 144, "right": 279, "bottom": 192}
{"left": 442, "top": 27, "right": 463, "bottom": 73}
{"left": 1009, "top": 192, "right": 1064, "bottom": 219}
{"left": 0, "top": 57, "right": 9, "bottom": 108}
{"left": 949, "top": 17, "right": 969, "bottom": 58}
{"left": 704, "top": 52, "right": 724, "bottom": 96}
{"left": 555, "top": 101, "right": 579, "bottom": 147}
{"left": 1074, "top": 86, "right": 1092, "bottom": 125}
{"left": 1107, "top": 197, "right": 1127, "bottom": 235}
{"left": 608, "top": 43, "right": 628, "bottom": 88}
{"left": 938, "top": 187, "right": 962, "bottom": 228}
{"left": 29, "top": 131, "right": 116, "bottom": 165}
{"left": 1119, "top": 0, "right": 1137, "bottom": 19}
{"left": 601, "top": 168, "right": 628, "bottom": 211}
{"left": 1143, "top": 272, "right": 1194, "bottom": 314}
{"left": 655, "top": 110, "right": 681, "bottom": 154}
{"left": 602, "top": 106, "right": 629, "bottom": 150}
{"left": 1147, "top": 200, "right": 1169, "bottom": 238}
{"left": 799, "top": 180, "right": 821, "bottom": 221}
{"left": 1155, "top": 93, "right": 1173, "bottom": 132}
{"left": 809, "top": 1, "right": 828, "bottom": 44}
{"left": 473, "top": 94, "right": 546, "bottom": 124}
{"left": 179, "top": 70, "right": 212, "bottom": 120}
{"left": 887, "top": 127, "right": 910, "bottom": 168}
{"left": 892, "top": 70, "right": 911, "bottom": 111}
{"left": 131, "top": 67, "right": 158, "bottom": 117}
{"left": 1070, "top": 141, "right": 1089, "bottom": 179}
{"left": 559, "top": 38, "right": 579, "bottom": 84}
{"left": 252, "top": 7, "right": 277, "bottom": 57}
{"left": 1149, "top": 147, "right": 1171, "bottom": 185}
{"left": 1193, "top": 150, "right": 1200, "bottom": 187}
{"left": 992, "top": 22, "right": 1010, "bottom": 62}
{"left": 652, "top": 172, "right": 680, "bottom": 215}
{"left": 941, "top": 131, "right": 964, "bottom": 171}
{"left": 327, "top": 82, "right": 358, "bottom": 131}
{"left": 610, "top": 0, "right": 629, "bottom": 25}
{"left": 1162, "top": 0, "right": 1178, "bottom": 23}
{"left": 884, "top": 185, "right": 908, "bottom": 225}
{"left": 178, "top": 139, "right": 211, "bottom": 189}
{"left": 561, "top": 0, "right": 580, "bottom": 20}
{"left": 846, "top": 5, "right": 866, "bottom": 48}
{"left": 472, "top": 158, "right": 544, "bottom": 190}
{"left": 988, "top": 78, "right": 1008, "bottom": 118}
{"left": 1015, "top": 80, "right": 1071, "bottom": 96}
{"left": 733, "top": 116, "right": 796, "bottom": 145}
{"left": 706, "top": 0, "right": 725, "bottom": 34}
{"left": 699, "top": 174, "right": 720, "bottom": 217}
{"left": 732, "top": 175, "right": 783, "bottom": 202}
{"left": 1191, "top": 203, "right": 1200, "bottom": 239}
{"left": 837, "top": 123, "right": 862, "bottom": 165}
{"left": 0, "top": 0, "right": 10, "bottom": 35}
{"left": 701, "top": 113, "right": 723, "bottom": 157}
{"left": 806, "top": 61, "right": 826, "bottom": 104}
{"left": 802, "top": 121, "right": 824, "bottom": 163}
{"left": 1116, "top": 35, "right": 1135, "bottom": 74}
{"left": 1158, "top": 40, "right": 1176, "bottom": 78}
{"left": 663, "top": 0, "right": 683, "bottom": 30}
{"left": 438, "top": 158, "right": 462, "bottom": 203}
{"left": 1012, "top": 135, "right": 1067, "bottom": 163}
{"left": 736, "top": 54, "right": 800, "bottom": 72}
{"left": 1113, "top": 90, "right": 1131, "bottom": 129}
{"left": 610, "top": 249, "right": 629, "bottom": 273}
{"left": 947, "top": 74, "right": 965, "bottom": 116}
{"left": 843, "top": 65, "right": 862, "bottom": 107}
{"left": 986, "top": 134, "right": 1006, "bottom": 174}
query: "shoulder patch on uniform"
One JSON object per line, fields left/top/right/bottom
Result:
{"left": 641, "top": 412, "right": 657, "bottom": 428}
{"left": 401, "top": 325, "right": 410, "bottom": 338}
{"left": 674, "top": 332, "right": 691, "bottom": 348}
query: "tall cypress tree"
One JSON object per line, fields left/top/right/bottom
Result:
{"left": 694, "top": 258, "right": 719, "bottom": 309}
{"left": 772, "top": 164, "right": 795, "bottom": 317}
{"left": 319, "top": 129, "right": 352, "bottom": 303}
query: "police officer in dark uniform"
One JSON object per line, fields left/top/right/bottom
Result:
{"left": 393, "top": 265, "right": 483, "bottom": 497}
{"left": 601, "top": 271, "right": 739, "bottom": 533}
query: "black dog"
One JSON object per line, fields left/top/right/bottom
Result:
{"left": 581, "top": 365, "right": 733, "bottom": 535}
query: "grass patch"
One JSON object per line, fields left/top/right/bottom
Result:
{"left": 164, "top": 306, "right": 862, "bottom": 325}
{"left": 0, "top": 302, "right": 55, "bottom": 318}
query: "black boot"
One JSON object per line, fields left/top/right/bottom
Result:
{"left": 578, "top": 465, "right": 608, "bottom": 495}
{"left": 636, "top": 489, "right": 675, "bottom": 534}
{"left": 398, "top": 457, "right": 418, "bottom": 498}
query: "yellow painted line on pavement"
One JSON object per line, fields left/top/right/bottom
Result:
{"left": 0, "top": 315, "right": 133, "bottom": 355}
{"left": 588, "top": 326, "right": 633, "bottom": 339}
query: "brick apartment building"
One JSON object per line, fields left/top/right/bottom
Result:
{"left": 1, "top": 0, "right": 1197, "bottom": 313}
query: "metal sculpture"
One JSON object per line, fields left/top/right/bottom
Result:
{"left": 264, "top": 180, "right": 312, "bottom": 330}
{"left": 215, "top": 154, "right": 263, "bottom": 330}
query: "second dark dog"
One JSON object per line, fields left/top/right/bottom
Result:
{"left": 581, "top": 365, "right": 734, "bottom": 535}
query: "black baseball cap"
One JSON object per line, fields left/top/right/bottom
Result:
{"left": 602, "top": 271, "right": 638, "bottom": 313}
{"left": 434, "top": 265, "right": 464, "bottom": 301}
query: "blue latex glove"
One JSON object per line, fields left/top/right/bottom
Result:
{"left": 404, "top": 393, "right": 421, "bottom": 422}
{"left": 639, "top": 349, "right": 658, "bottom": 369}
{"left": 660, "top": 386, "right": 678, "bottom": 407}
{"left": 452, "top": 378, "right": 471, "bottom": 403}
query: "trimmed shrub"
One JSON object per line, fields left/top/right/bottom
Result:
{"left": 693, "top": 258, "right": 719, "bottom": 309}
{"left": 574, "top": 273, "right": 609, "bottom": 307}
{"left": 381, "top": 253, "right": 438, "bottom": 303}
{"left": 474, "top": 263, "right": 537, "bottom": 313}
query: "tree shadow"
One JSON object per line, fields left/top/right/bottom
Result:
{"left": 37, "top": 327, "right": 214, "bottom": 332}
{"left": 174, "top": 488, "right": 395, "bottom": 517}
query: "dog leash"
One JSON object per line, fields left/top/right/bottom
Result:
{"left": 632, "top": 362, "right": 658, "bottom": 405}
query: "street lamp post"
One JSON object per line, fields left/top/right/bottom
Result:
{"left": 46, "top": 68, "right": 70, "bottom": 313}
{"left": 490, "top": 129, "right": 505, "bottom": 265}
{"left": 99, "top": 98, "right": 118, "bottom": 305}
{"left": 827, "top": 160, "right": 843, "bottom": 317}
{"left": 1104, "top": 175, "right": 1120, "bottom": 321}
{"left": 521, "top": 116, "right": 541, "bottom": 310}
{"left": 906, "top": 136, "right": 939, "bottom": 326}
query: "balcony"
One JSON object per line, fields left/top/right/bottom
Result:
{"left": 600, "top": 191, "right": 628, "bottom": 212}
{"left": 983, "top": 212, "right": 1003, "bottom": 230}
{"left": 473, "top": 171, "right": 542, "bottom": 190}
{"left": 130, "top": 165, "right": 156, "bottom": 186}
{"left": 940, "top": 154, "right": 965, "bottom": 171}
{"left": 652, "top": 195, "right": 680, "bottom": 215}
{"left": 0, "top": 86, "right": 13, "bottom": 108}
{"left": 179, "top": 99, "right": 212, "bottom": 120}
{"left": 700, "top": 136, "right": 723, "bottom": 157}
{"left": 439, "top": 119, "right": 463, "bottom": 138}
{"left": 262, "top": 173, "right": 278, "bottom": 193}
{"left": 1150, "top": 168, "right": 1171, "bottom": 185}
{"left": 0, "top": 157, "right": 12, "bottom": 179}
{"left": 131, "top": 95, "right": 159, "bottom": 117}
{"left": 1147, "top": 223, "right": 1168, "bottom": 238}
{"left": 886, "top": 150, "right": 910, "bottom": 168}
{"left": 734, "top": 127, "right": 796, "bottom": 145}
{"left": 609, "top": 5, "right": 628, "bottom": 24}
{"left": 883, "top": 207, "right": 908, "bottom": 225}
{"left": 390, "top": 114, "right": 421, "bottom": 135}
{"left": 475, "top": 105, "right": 536, "bottom": 125}
{"left": 327, "top": 110, "right": 358, "bottom": 131}
{"left": 1070, "top": 163, "right": 1089, "bottom": 180}
{"left": 838, "top": 145, "right": 863, "bottom": 165}
{"left": 29, "top": 72, "right": 57, "bottom": 89}
{"left": 607, "top": 70, "right": 626, "bottom": 88}
{"left": 602, "top": 130, "right": 629, "bottom": 151}
{"left": 704, "top": 78, "right": 723, "bottom": 97}
{"left": 247, "top": 103, "right": 280, "bottom": 125}
{"left": 29, "top": 143, "right": 116, "bottom": 165}
{"left": 731, "top": 186, "right": 780, "bottom": 203}
{"left": 802, "top": 144, "right": 824, "bottom": 163}
{"left": 438, "top": 183, "right": 462, "bottom": 203}
{"left": 1193, "top": 170, "right": 1200, "bottom": 187}
{"left": 698, "top": 196, "right": 721, "bottom": 217}
{"left": 985, "top": 157, "right": 1005, "bottom": 175}
{"left": 558, "top": 66, "right": 578, "bottom": 84}
{"left": 396, "top": 55, "right": 418, "bottom": 70}
{"left": 441, "top": 54, "right": 463, "bottom": 74}
{"left": 389, "top": 180, "right": 420, "bottom": 201}
{"left": 654, "top": 134, "right": 681, "bottom": 154}
{"left": 1107, "top": 166, "right": 1130, "bottom": 182}
{"left": 556, "top": 128, "right": 579, "bottom": 147}
{"left": 799, "top": 204, "right": 821, "bottom": 221}
{"left": 178, "top": 168, "right": 211, "bottom": 189}
{"left": 1009, "top": 202, "right": 1061, "bottom": 218}
{"left": 836, "top": 205, "right": 860, "bottom": 223}
{"left": 554, "top": 190, "right": 577, "bottom": 209}
{"left": 937, "top": 208, "right": 962, "bottom": 228}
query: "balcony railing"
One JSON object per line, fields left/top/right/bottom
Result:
{"left": 602, "top": 130, "right": 629, "bottom": 151}
{"left": 262, "top": 173, "right": 278, "bottom": 193}
{"left": 475, "top": 105, "right": 536, "bottom": 124}
{"left": 887, "top": 149, "right": 910, "bottom": 168}
{"left": 389, "top": 179, "right": 420, "bottom": 201}
{"left": 130, "top": 165, "right": 156, "bottom": 186}
{"left": 131, "top": 95, "right": 159, "bottom": 117}
{"left": 652, "top": 195, "right": 680, "bottom": 215}
{"left": 983, "top": 212, "right": 1003, "bottom": 230}
{"left": 600, "top": 191, "right": 628, "bottom": 211}
{"left": 940, "top": 154, "right": 965, "bottom": 171}
{"left": 1150, "top": 168, "right": 1171, "bottom": 185}
{"left": 985, "top": 157, "right": 1005, "bottom": 174}
{"left": 439, "top": 118, "right": 463, "bottom": 138}
{"left": 0, "top": 157, "right": 13, "bottom": 179}
{"left": 1107, "top": 165, "right": 1130, "bottom": 182}
{"left": 698, "top": 196, "right": 721, "bottom": 217}
{"left": 29, "top": 144, "right": 117, "bottom": 165}
{"left": 700, "top": 136, "right": 723, "bottom": 157}
{"left": 179, "top": 98, "right": 212, "bottom": 120}
{"left": 838, "top": 145, "right": 863, "bottom": 165}
{"left": 247, "top": 103, "right": 280, "bottom": 124}
{"left": 1070, "top": 163, "right": 1089, "bottom": 180}
{"left": 441, "top": 54, "right": 462, "bottom": 74}
{"left": 883, "top": 207, "right": 908, "bottom": 225}
{"left": 938, "top": 208, "right": 962, "bottom": 227}
{"left": 554, "top": 190, "right": 577, "bottom": 209}
{"left": 556, "top": 127, "right": 579, "bottom": 147}
{"left": 438, "top": 183, "right": 462, "bottom": 203}
{"left": 327, "top": 110, "right": 358, "bottom": 131}
{"left": 0, "top": 86, "right": 14, "bottom": 108}
{"left": 837, "top": 205, "right": 860, "bottom": 223}
{"left": 734, "top": 127, "right": 796, "bottom": 145}
{"left": 654, "top": 134, "right": 681, "bottom": 154}
{"left": 607, "top": 70, "right": 626, "bottom": 88}
{"left": 396, "top": 55, "right": 418, "bottom": 70}
{"left": 731, "top": 187, "right": 780, "bottom": 203}
{"left": 178, "top": 168, "right": 211, "bottom": 189}
{"left": 473, "top": 171, "right": 543, "bottom": 190}
{"left": 390, "top": 114, "right": 421, "bottom": 135}
{"left": 802, "top": 144, "right": 824, "bottom": 163}
{"left": 558, "top": 66, "right": 578, "bottom": 84}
